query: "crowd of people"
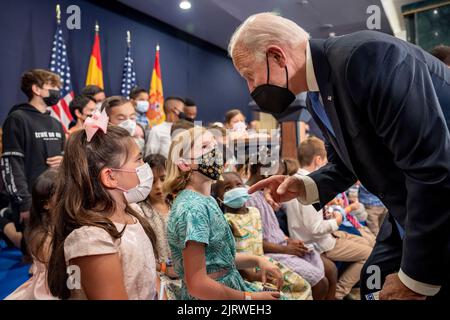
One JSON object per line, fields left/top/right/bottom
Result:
{"left": 0, "top": 68, "right": 378, "bottom": 300}
{"left": 0, "top": 37, "right": 449, "bottom": 300}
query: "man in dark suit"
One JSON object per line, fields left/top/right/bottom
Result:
{"left": 229, "top": 13, "right": 450, "bottom": 300}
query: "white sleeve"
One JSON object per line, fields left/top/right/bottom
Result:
{"left": 293, "top": 173, "right": 320, "bottom": 205}
{"left": 302, "top": 206, "right": 339, "bottom": 236}
{"left": 145, "top": 130, "right": 159, "bottom": 156}
{"left": 398, "top": 269, "right": 441, "bottom": 296}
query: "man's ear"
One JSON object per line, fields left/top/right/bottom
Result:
{"left": 267, "top": 45, "right": 286, "bottom": 68}
{"left": 99, "top": 168, "right": 118, "bottom": 189}
{"left": 177, "top": 159, "right": 191, "bottom": 172}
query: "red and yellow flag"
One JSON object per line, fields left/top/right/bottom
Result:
{"left": 85, "top": 24, "right": 104, "bottom": 89}
{"left": 147, "top": 45, "right": 165, "bottom": 127}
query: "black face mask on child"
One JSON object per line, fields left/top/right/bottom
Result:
{"left": 193, "top": 148, "right": 224, "bottom": 181}
{"left": 42, "top": 89, "right": 61, "bottom": 106}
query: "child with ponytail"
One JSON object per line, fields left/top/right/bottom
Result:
{"left": 164, "top": 127, "right": 283, "bottom": 300}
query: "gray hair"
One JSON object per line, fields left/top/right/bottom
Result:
{"left": 228, "top": 12, "right": 310, "bottom": 62}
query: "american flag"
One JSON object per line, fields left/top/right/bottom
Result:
{"left": 121, "top": 33, "right": 136, "bottom": 98}
{"left": 49, "top": 24, "right": 74, "bottom": 132}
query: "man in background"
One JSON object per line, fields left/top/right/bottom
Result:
{"left": 145, "top": 96, "right": 185, "bottom": 157}
{"left": 183, "top": 97, "right": 198, "bottom": 122}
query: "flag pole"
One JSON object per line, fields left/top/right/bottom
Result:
{"left": 156, "top": 42, "right": 160, "bottom": 51}
{"left": 56, "top": 4, "right": 61, "bottom": 25}
{"left": 95, "top": 21, "right": 100, "bottom": 33}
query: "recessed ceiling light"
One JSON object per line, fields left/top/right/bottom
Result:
{"left": 180, "top": 1, "right": 191, "bottom": 10}
{"left": 433, "top": 9, "right": 438, "bottom": 15}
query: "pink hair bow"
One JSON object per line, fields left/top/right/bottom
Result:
{"left": 83, "top": 109, "right": 109, "bottom": 142}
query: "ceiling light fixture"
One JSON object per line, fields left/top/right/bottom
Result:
{"left": 180, "top": 1, "right": 191, "bottom": 10}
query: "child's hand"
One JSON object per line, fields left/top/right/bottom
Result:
{"left": 349, "top": 200, "right": 360, "bottom": 211}
{"left": 166, "top": 266, "right": 178, "bottom": 279}
{"left": 333, "top": 211, "right": 343, "bottom": 226}
{"left": 250, "top": 291, "right": 281, "bottom": 300}
{"left": 256, "top": 257, "right": 284, "bottom": 290}
{"left": 46, "top": 155, "right": 63, "bottom": 168}
{"left": 284, "top": 240, "right": 309, "bottom": 257}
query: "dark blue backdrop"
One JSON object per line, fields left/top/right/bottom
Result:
{"left": 0, "top": 0, "right": 252, "bottom": 125}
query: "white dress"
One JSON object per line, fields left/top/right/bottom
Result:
{"left": 64, "top": 219, "right": 157, "bottom": 300}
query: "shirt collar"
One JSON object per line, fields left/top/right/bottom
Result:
{"left": 306, "top": 42, "right": 319, "bottom": 92}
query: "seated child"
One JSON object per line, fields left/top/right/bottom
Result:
{"left": 47, "top": 119, "right": 158, "bottom": 300}
{"left": 5, "top": 169, "right": 59, "bottom": 300}
{"left": 246, "top": 163, "right": 330, "bottom": 300}
{"left": 328, "top": 194, "right": 376, "bottom": 247}
{"left": 138, "top": 153, "right": 181, "bottom": 299}
{"left": 164, "top": 127, "right": 283, "bottom": 300}
{"left": 213, "top": 172, "right": 312, "bottom": 300}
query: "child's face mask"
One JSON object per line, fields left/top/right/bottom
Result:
{"left": 193, "top": 147, "right": 224, "bottom": 181}
{"left": 112, "top": 163, "right": 153, "bottom": 203}
{"left": 118, "top": 119, "right": 137, "bottom": 136}
{"left": 223, "top": 187, "right": 250, "bottom": 209}
{"left": 136, "top": 100, "right": 150, "bottom": 114}
{"left": 232, "top": 121, "right": 247, "bottom": 132}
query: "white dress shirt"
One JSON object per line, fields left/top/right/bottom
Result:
{"left": 286, "top": 168, "right": 339, "bottom": 253}
{"left": 144, "top": 121, "right": 173, "bottom": 158}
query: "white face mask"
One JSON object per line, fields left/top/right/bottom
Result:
{"left": 232, "top": 121, "right": 247, "bottom": 132}
{"left": 118, "top": 119, "right": 137, "bottom": 136}
{"left": 113, "top": 163, "right": 153, "bottom": 203}
{"left": 136, "top": 100, "right": 150, "bottom": 114}
{"left": 95, "top": 102, "right": 103, "bottom": 112}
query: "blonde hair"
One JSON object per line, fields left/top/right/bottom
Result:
{"left": 228, "top": 12, "right": 309, "bottom": 63}
{"left": 163, "top": 127, "right": 207, "bottom": 197}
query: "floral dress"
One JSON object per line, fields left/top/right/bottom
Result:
{"left": 225, "top": 207, "right": 312, "bottom": 300}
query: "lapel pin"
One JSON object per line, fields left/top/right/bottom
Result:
{"left": 327, "top": 96, "right": 333, "bottom": 102}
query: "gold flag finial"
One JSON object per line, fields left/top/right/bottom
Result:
{"left": 95, "top": 21, "right": 100, "bottom": 33}
{"left": 56, "top": 4, "right": 61, "bottom": 24}
{"left": 127, "top": 30, "right": 131, "bottom": 45}
{"left": 156, "top": 42, "right": 160, "bottom": 51}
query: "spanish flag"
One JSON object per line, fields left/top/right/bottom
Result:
{"left": 85, "top": 23, "right": 104, "bottom": 89}
{"left": 147, "top": 45, "right": 165, "bottom": 127}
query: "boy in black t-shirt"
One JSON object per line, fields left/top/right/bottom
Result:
{"left": 0, "top": 69, "right": 65, "bottom": 249}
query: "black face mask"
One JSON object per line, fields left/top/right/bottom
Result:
{"left": 250, "top": 55, "right": 296, "bottom": 115}
{"left": 42, "top": 89, "right": 61, "bottom": 106}
{"left": 194, "top": 147, "right": 224, "bottom": 181}
{"left": 178, "top": 112, "right": 194, "bottom": 122}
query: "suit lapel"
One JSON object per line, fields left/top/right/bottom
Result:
{"left": 309, "top": 39, "right": 355, "bottom": 174}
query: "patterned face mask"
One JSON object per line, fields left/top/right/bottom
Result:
{"left": 193, "top": 147, "right": 224, "bottom": 181}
